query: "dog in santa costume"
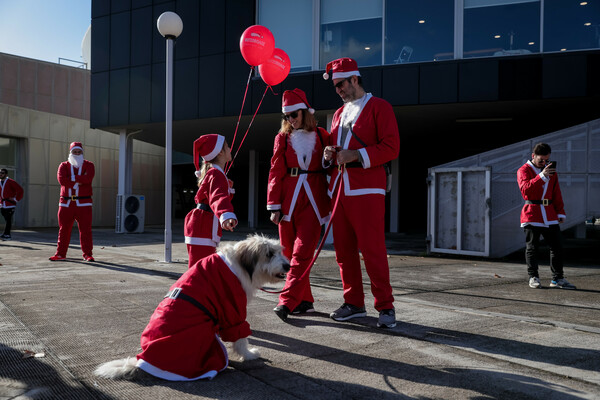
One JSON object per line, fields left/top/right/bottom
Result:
{"left": 184, "top": 134, "right": 237, "bottom": 268}
{"left": 267, "top": 88, "right": 330, "bottom": 321}
{"left": 50, "top": 142, "right": 96, "bottom": 262}
{"left": 94, "top": 234, "right": 290, "bottom": 381}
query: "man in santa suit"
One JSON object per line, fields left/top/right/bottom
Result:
{"left": 323, "top": 57, "right": 400, "bottom": 328}
{"left": 50, "top": 142, "right": 96, "bottom": 262}
{"left": 0, "top": 168, "right": 24, "bottom": 240}
{"left": 267, "top": 88, "right": 330, "bottom": 321}
{"left": 517, "top": 142, "right": 575, "bottom": 290}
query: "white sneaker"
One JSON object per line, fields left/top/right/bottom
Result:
{"left": 529, "top": 277, "right": 541, "bottom": 289}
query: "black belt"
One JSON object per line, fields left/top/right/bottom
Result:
{"left": 196, "top": 203, "right": 213, "bottom": 213}
{"left": 61, "top": 196, "right": 91, "bottom": 201}
{"left": 525, "top": 199, "right": 552, "bottom": 206}
{"left": 344, "top": 162, "right": 362, "bottom": 168}
{"left": 165, "top": 288, "right": 217, "bottom": 324}
{"left": 288, "top": 167, "right": 324, "bottom": 177}
{"left": 1, "top": 198, "right": 16, "bottom": 205}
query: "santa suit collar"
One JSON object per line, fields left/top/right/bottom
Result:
{"left": 338, "top": 93, "right": 372, "bottom": 149}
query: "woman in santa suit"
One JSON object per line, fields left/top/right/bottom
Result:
{"left": 184, "top": 134, "right": 237, "bottom": 268}
{"left": 267, "top": 88, "right": 330, "bottom": 321}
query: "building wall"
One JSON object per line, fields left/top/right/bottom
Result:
{"left": 0, "top": 53, "right": 165, "bottom": 229}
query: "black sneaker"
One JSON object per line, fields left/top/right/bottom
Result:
{"left": 273, "top": 305, "right": 290, "bottom": 322}
{"left": 292, "top": 301, "right": 315, "bottom": 314}
{"left": 330, "top": 303, "right": 367, "bottom": 321}
{"left": 1, "top": 234, "right": 11, "bottom": 240}
{"left": 377, "top": 309, "right": 396, "bottom": 328}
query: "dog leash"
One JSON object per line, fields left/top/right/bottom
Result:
{"left": 261, "top": 164, "right": 345, "bottom": 295}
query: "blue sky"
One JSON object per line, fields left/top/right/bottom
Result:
{"left": 0, "top": 0, "right": 91, "bottom": 65}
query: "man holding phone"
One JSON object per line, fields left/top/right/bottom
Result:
{"left": 517, "top": 142, "right": 575, "bottom": 289}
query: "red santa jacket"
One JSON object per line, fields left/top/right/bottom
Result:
{"left": 184, "top": 166, "right": 236, "bottom": 247}
{"left": 0, "top": 177, "right": 24, "bottom": 208}
{"left": 57, "top": 160, "right": 95, "bottom": 207}
{"left": 267, "top": 127, "right": 330, "bottom": 224}
{"left": 327, "top": 94, "right": 400, "bottom": 197}
{"left": 136, "top": 252, "right": 251, "bottom": 381}
{"left": 517, "top": 161, "right": 566, "bottom": 227}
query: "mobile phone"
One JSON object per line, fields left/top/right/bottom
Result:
{"left": 549, "top": 161, "right": 557, "bottom": 169}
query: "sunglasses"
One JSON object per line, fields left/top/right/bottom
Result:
{"left": 334, "top": 77, "right": 352, "bottom": 89}
{"left": 282, "top": 111, "right": 299, "bottom": 121}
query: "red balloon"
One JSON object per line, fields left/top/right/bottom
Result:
{"left": 258, "top": 48, "right": 291, "bottom": 86}
{"left": 239, "top": 25, "right": 275, "bottom": 67}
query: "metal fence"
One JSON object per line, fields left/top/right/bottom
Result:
{"left": 427, "top": 119, "right": 600, "bottom": 258}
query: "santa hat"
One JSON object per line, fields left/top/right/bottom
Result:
{"left": 70, "top": 142, "right": 83, "bottom": 153}
{"left": 322, "top": 57, "right": 361, "bottom": 80}
{"left": 193, "top": 134, "right": 225, "bottom": 176}
{"left": 282, "top": 88, "right": 315, "bottom": 114}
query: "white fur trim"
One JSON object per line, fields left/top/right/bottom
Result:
{"left": 358, "top": 148, "right": 369, "bottom": 168}
{"left": 290, "top": 130, "right": 316, "bottom": 162}
{"left": 203, "top": 135, "right": 225, "bottom": 161}
{"left": 323, "top": 72, "right": 329, "bottom": 80}
{"left": 282, "top": 103, "right": 307, "bottom": 113}
{"left": 219, "top": 212, "right": 237, "bottom": 224}
{"left": 267, "top": 204, "right": 281, "bottom": 211}
{"left": 332, "top": 71, "right": 360, "bottom": 80}
{"left": 195, "top": 170, "right": 202, "bottom": 178}
{"left": 185, "top": 236, "right": 217, "bottom": 247}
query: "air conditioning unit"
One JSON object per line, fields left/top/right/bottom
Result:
{"left": 115, "top": 194, "right": 145, "bottom": 233}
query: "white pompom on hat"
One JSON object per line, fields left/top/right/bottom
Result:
{"left": 282, "top": 88, "right": 315, "bottom": 114}
{"left": 193, "top": 134, "right": 225, "bottom": 177}
{"left": 322, "top": 57, "right": 361, "bottom": 80}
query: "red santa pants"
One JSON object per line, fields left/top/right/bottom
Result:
{"left": 332, "top": 193, "right": 394, "bottom": 311}
{"left": 277, "top": 192, "right": 319, "bottom": 311}
{"left": 187, "top": 244, "right": 216, "bottom": 268}
{"left": 55, "top": 204, "right": 93, "bottom": 258}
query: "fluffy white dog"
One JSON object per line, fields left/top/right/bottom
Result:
{"left": 95, "top": 234, "right": 289, "bottom": 381}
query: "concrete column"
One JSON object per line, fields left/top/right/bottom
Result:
{"left": 389, "top": 157, "right": 400, "bottom": 233}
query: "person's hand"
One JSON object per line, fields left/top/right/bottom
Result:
{"left": 558, "top": 217, "right": 565, "bottom": 223}
{"left": 222, "top": 218, "right": 237, "bottom": 231}
{"left": 542, "top": 163, "right": 556, "bottom": 178}
{"left": 270, "top": 211, "right": 282, "bottom": 225}
{"left": 336, "top": 149, "right": 359, "bottom": 165}
{"left": 324, "top": 146, "right": 338, "bottom": 162}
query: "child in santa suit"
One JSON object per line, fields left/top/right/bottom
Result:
{"left": 267, "top": 88, "right": 330, "bottom": 321}
{"left": 184, "top": 134, "right": 237, "bottom": 268}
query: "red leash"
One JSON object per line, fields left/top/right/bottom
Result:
{"left": 261, "top": 165, "right": 345, "bottom": 295}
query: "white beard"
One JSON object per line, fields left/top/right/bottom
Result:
{"left": 68, "top": 154, "right": 84, "bottom": 168}
{"left": 341, "top": 97, "right": 363, "bottom": 129}
{"left": 290, "top": 129, "right": 316, "bottom": 163}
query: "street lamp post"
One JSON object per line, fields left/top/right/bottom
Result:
{"left": 157, "top": 11, "right": 183, "bottom": 263}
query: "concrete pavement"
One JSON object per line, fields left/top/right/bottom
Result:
{"left": 0, "top": 225, "right": 599, "bottom": 399}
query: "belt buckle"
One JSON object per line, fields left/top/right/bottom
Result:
{"left": 290, "top": 167, "right": 298, "bottom": 177}
{"left": 542, "top": 199, "right": 549, "bottom": 206}
{"left": 71, "top": 195, "right": 76, "bottom": 201}
{"left": 338, "top": 164, "right": 344, "bottom": 171}
{"left": 166, "top": 287, "right": 182, "bottom": 299}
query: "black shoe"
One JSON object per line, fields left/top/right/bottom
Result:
{"left": 292, "top": 301, "right": 315, "bottom": 314}
{"left": 1, "top": 234, "right": 11, "bottom": 241}
{"left": 273, "top": 305, "right": 290, "bottom": 321}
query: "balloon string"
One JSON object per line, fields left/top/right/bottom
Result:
{"left": 226, "top": 66, "right": 253, "bottom": 173}
{"left": 226, "top": 85, "right": 269, "bottom": 173}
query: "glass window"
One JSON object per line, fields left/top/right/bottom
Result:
{"left": 258, "top": 0, "right": 313, "bottom": 72}
{"left": 319, "top": 0, "right": 382, "bottom": 68}
{"left": 544, "top": 0, "right": 600, "bottom": 52}
{"left": 464, "top": 0, "right": 540, "bottom": 58}
{"left": 0, "top": 137, "right": 17, "bottom": 178}
{"left": 384, "top": 0, "right": 454, "bottom": 64}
